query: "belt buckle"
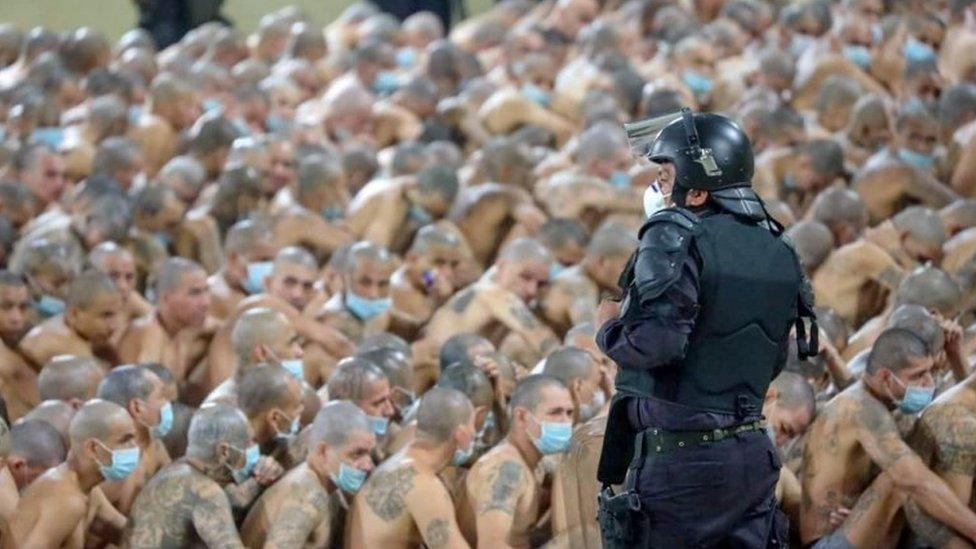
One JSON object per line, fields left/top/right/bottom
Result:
{"left": 711, "top": 428, "right": 726, "bottom": 442}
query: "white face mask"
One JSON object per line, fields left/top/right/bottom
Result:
{"left": 579, "top": 389, "right": 606, "bottom": 422}
{"left": 643, "top": 181, "right": 670, "bottom": 217}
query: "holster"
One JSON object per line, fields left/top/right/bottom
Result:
{"left": 597, "top": 430, "right": 648, "bottom": 549}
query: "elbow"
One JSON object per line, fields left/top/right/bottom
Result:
{"left": 889, "top": 467, "right": 927, "bottom": 496}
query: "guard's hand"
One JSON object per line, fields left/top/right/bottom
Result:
{"left": 253, "top": 456, "right": 284, "bottom": 486}
{"left": 597, "top": 299, "right": 621, "bottom": 326}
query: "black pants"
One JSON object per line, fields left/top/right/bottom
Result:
{"left": 633, "top": 430, "right": 787, "bottom": 547}
{"left": 372, "top": 0, "right": 454, "bottom": 30}
{"left": 137, "top": 0, "right": 188, "bottom": 50}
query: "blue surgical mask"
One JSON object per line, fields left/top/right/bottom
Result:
{"left": 843, "top": 44, "right": 872, "bottom": 70}
{"left": 128, "top": 105, "right": 144, "bottom": 125}
{"left": 151, "top": 401, "right": 174, "bottom": 439}
{"left": 521, "top": 83, "right": 552, "bottom": 108}
{"left": 346, "top": 291, "right": 392, "bottom": 321}
{"left": 321, "top": 204, "right": 345, "bottom": 221}
{"left": 230, "top": 444, "right": 260, "bottom": 484}
{"left": 36, "top": 295, "right": 65, "bottom": 317}
{"left": 373, "top": 71, "right": 401, "bottom": 95}
{"left": 368, "top": 414, "right": 390, "bottom": 436}
{"left": 276, "top": 411, "right": 300, "bottom": 437}
{"left": 609, "top": 170, "right": 631, "bottom": 189}
{"left": 396, "top": 47, "right": 417, "bottom": 69}
{"left": 899, "top": 384, "right": 935, "bottom": 414}
{"left": 897, "top": 148, "right": 935, "bottom": 170}
{"left": 529, "top": 415, "right": 572, "bottom": 455}
{"left": 903, "top": 36, "right": 937, "bottom": 64}
{"left": 682, "top": 70, "right": 714, "bottom": 96}
{"left": 31, "top": 127, "right": 64, "bottom": 149}
{"left": 451, "top": 438, "right": 475, "bottom": 466}
{"left": 266, "top": 113, "right": 290, "bottom": 133}
{"left": 97, "top": 442, "right": 141, "bottom": 482}
{"left": 408, "top": 204, "right": 433, "bottom": 225}
{"left": 332, "top": 461, "right": 368, "bottom": 493}
{"left": 399, "top": 397, "right": 420, "bottom": 421}
{"left": 281, "top": 359, "right": 305, "bottom": 382}
{"left": 202, "top": 98, "right": 224, "bottom": 114}
{"left": 549, "top": 263, "right": 567, "bottom": 280}
{"left": 244, "top": 261, "right": 273, "bottom": 294}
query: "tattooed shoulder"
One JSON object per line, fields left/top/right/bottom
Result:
{"left": 478, "top": 459, "right": 523, "bottom": 515}
{"left": 364, "top": 466, "right": 418, "bottom": 521}
{"left": 925, "top": 403, "right": 976, "bottom": 476}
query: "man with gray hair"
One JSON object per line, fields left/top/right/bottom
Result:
{"left": 89, "top": 241, "right": 153, "bottom": 323}
{"left": 318, "top": 241, "right": 397, "bottom": 346}
{"left": 348, "top": 387, "right": 475, "bottom": 548}
{"left": 6, "top": 419, "right": 66, "bottom": 492}
{"left": 207, "top": 218, "right": 275, "bottom": 320}
{"left": 125, "top": 404, "right": 253, "bottom": 548}
{"left": 119, "top": 257, "right": 211, "bottom": 387}
{"left": 237, "top": 364, "right": 303, "bottom": 465}
{"left": 90, "top": 136, "right": 144, "bottom": 190}
{"left": 36, "top": 354, "right": 103, "bottom": 408}
{"left": 242, "top": 400, "right": 377, "bottom": 547}
{"left": 158, "top": 155, "right": 207, "bottom": 207}
{"left": 326, "top": 357, "right": 395, "bottom": 441}
{"left": 11, "top": 400, "right": 139, "bottom": 548}
{"left": 542, "top": 346, "right": 604, "bottom": 423}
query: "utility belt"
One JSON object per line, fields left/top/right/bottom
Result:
{"left": 597, "top": 421, "right": 766, "bottom": 548}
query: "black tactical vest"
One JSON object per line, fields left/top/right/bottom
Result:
{"left": 648, "top": 212, "right": 801, "bottom": 415}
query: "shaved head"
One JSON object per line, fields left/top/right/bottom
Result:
{"left": 499, "top": 237, "right": 552, "bottom": 264}
{"left": 786, "top": 220, "right": 835, "bottom": 272}
{"left": 344, "top": 241, "right": 392, "bottom": 276}
{"left": 237, "top": 364, "right": 300, "bottom": 420}
{"left": 896, "top": 265, "right": 962, "bottom": 317}
{"left": 437, "top": 363, "right": 493, "bottom": 409}
{"left": 416, "top": 387, "right": 473, "bottom": 442}
{"left": 542, "top": 346, "right": 597, "bottom": 388}
{"left": 509, "top": 374, "right": 566, "bottom": 416}
{"left": 155, "top": 257, "right": 204, "bottom": 295}
{"left": 894, "top": 206, "right": 946, "bottom": 250}
{"left": 308, "top": 400, "right": 372, "bottom": 448}
{"left": 586, "top": 225, "right": 637, "bottom": 259}
{"left": 810, "top": 187, "right": 868, "bottom": 242}
{"left": 66, "top": 270, "right": 119, "bottom": 310}
{"left": 769, "top": 372, "right": 815, "bottom": 419}
{"left": 889, "top": 304, "right": 944, "bottom": 355}
{"left": 186, "top": 403, "right": 251, "bottom": 463}
{"left": 327, "top": 358, "right": 387, "bottom": 402}
{"left": 88, "top": 242, "right": 133, "bottom": 271}
{"left": 941, "top": 200, "right": 976, "bottom": 235}
{"left": 10, "top": 419, "right": 66, "bottom": 470}
{"left": 68, "top": 399, "right": 130, "bottom": 447}
{"left": 867, "top": 328, "right": 929, "bottom": 375}
{"left": 273, "top": 246, "right": 317, "bottom": 273}
{"left": 38, "top": 355, "right": 103, "bottom": 403}
{"left": 409, "top": 225, "right": 461, "bottom": 255}
{"left": 231, "top": 307, "right": 291, "bottom": 367}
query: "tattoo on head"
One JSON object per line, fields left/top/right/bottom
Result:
{"left": 479, "top": 460, "right": 522, "bottom": 515}
{"left": 364, "top": 467, "right": 417, "bottom": 521}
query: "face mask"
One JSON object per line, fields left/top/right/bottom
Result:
{"left": 244, "top": 261, "right": 273, "bottom": 294}
{"left": 276, "top": 411, "right": 301, "bottom": 437}
{"left": 368, "top": 414, "right": 390, "bottom": 436}
{"left": 892, "top": 376, "right": 935, "bottom": 414}
{"left": 202, "top": 98, "right": 224, "bottom": 114}
{"left": 129, "top": 105, "right": 144, "bottom": 124}
{"left": 903, "top": 36, "right": 937, "bottom": 64}
{"left": 529, "top": 414, "right": 572, "bottom": 455}
{"left": 897, "top": 148, "right": 935, "bottom": 170}
{"left": 229, "top": 444, "right": 260, "bottom": 484}
{"left": 36, "top": 295, "right": 65, "bottom": 317}
{"left": 549, "top": 263, "right": 567, "bottom": 280}
{"left": 790, "top": 34, "right": 816, "bottom": 58}
{"left": 643, "top": 181, "right": 667, "bottom": 217}
{"left": 396, "top": 47, "right": 417, "bottom": 69}
{"left": 31, "top": 127, "right": 64, "bottom": 149}
{"left": 346, "top": 291, "right": 392, "bottom": 321}
{"left": 373, "top": 71, "right": 401, "bottom": 95}
{"left": 609, "top": 170, "right": 631, "bottom": 189}
{"left": 521, "top": 83, "right": 552, "bottom": 108}
{"left": 451, "top": 437, "right": 475, "bottom": 466}
{"left": 321, "top": 204, "right": 345, "bottom": 221}
{"left": 682, "top": 70, "right": 714, "bottom": 96}
{"left": 266, "top": 114, "right": 290, "bottom": 133}
{"left": 151, "top": 401, "right": 174, "bottom": 439}
{"left": 281, "top": 359, "right": 305, "bottom": 382}
{"left": 579, "top": 389, "right": 606, "bottom": 423}
{"left": 477, "top": 411, "right": 495, "bottom": 444}
{"left": 408, "top": 204, "right": 433, "bottom": 225}
{"left": 96, "top": 442, "right": 141, "bottom": 482}
{"left": 331, "top": 461, "right": 368, "bottom": 493}
{"left": 843, "top": 44, "right": 872, "bottom": 70}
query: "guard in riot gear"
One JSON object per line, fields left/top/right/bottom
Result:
{"left": 596, "top": 108, "right": 817, "bottom": 548}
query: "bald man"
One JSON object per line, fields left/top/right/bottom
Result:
{"left": 0, "top": 417, "right": 17, "bottom": 524}
{"left": 207, "top": 219, "right": 277, "bottom": 321}
{"left": 269, "top": 155, "right": 354, "bottom": 257}
{"left": 88, "top": 243, "right": 153, "bottom": 327}
{"left": 540, "top": 225, "right": 637, "bottom": 338}
{"left": 10, "top": 400, "right": 138, "bottom": 549}
{"left": 392, "top": 225, "right": 465, "bottom": 324}
{"left": 420, "top": 238, "right": 560, "bottom": 386}
{"left": 326, "top": 358, "right": 395, "bottom": 445}
{"left": 0, "top": 272, "right": 39, "bottom": 420}
{"left": 347, "top": 387, "right": 476, "bottom": 549}
{"left": 542, "top": 346, "right": 604, "bottom": 424}
{"left": 125, "top": 404, "right": 252, "bottom": 548}
{"left": 19, "top": 270, "right": 123, "bottom": 369}
{"left": 6, "top": 420, "right": 66, "bottom": 493}
{"left": 130, "top": 74, "right": 202, "bottom": 176}
{"left": 119, "top": 257, "right": 212, "bottom": 387}
{"left": 36, "top": 355, "right": 103, "bottom": 408}
{"left": 459, "top": 375, "right": 574, "bottom": 547}
{"left": 242, "top": 401, "right": 377, "bottom": 548}
{"left": 19, "top": 400, "right": 76, "bottom": 446}
{"left": 238, "top": 364, "right": 303, "bottom": 467}
{"left": 94, "top": 365, "right": 173, "bottom": 515}
{"left": 206, "top": 307, "right": 304, "bottom": 404}
{"left": 786, "top": 220, "right": 836, "bottom": 278}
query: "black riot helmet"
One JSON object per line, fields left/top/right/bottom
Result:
{"left": 644, "top": 108, "right": 754, "bottom": 192}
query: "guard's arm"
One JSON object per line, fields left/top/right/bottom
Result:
{"left": 597, "top": 210, "right": 701, "bottom": 370}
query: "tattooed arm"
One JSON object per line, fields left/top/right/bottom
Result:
{"left": 406, "top": 476, "right": 471, "bottom": 549}
{"left": 856, "top": 398, "right": 976, "bottom": 541}
{"left": 191, "top": 479, "right": 246, "bottom": 549}
{"left": 487, "top": 293, "right": 558, "bottom": 355}
{"left": 264, "top": 486, "right": 331, "bottom": 549}
{"left": 474, "top": 459, "right": 525, "bottom": 549}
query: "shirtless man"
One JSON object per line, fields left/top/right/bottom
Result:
{"left": 459, "top": 374, "right": 574, "bottom": 548}
{"left": 800, "top": 329, "right": 976, "bottom": 547}
{"left": 119, "top": 257, "right": 212, "bottom": 388}
{"left": 36, "top": 355, "right": 102, "bottom": 408}
{"left": 269, "top": 155, "right": 354, "bottom": 258}
{"left": 347, "top": 165, "right": 459, "bottom": 252}
{"left": 0, "top": 272, "right": 39, "bottom": 419}
{"left": 326, "top": 358, "right": 395, "bottom": 441}
{"left": 9, "top": 400, "right": 138, "bottom": 549}
{"left": 19, "top": 270, "right": 123, "bottom": 369}
{"left": 449, "top": 182, "right": 548, "bottom": 267}
{"left": 241, "top": 401, "right": 376, "bottom": 548}
{"left": 125, "top": 404, "right": 253, "bottom": 549}
{"left": 421, "top": 238, "right": 559, "bottom": 382}
{"left": 88, "top": 242, "right": 153, "bottom": 328}
{"left": 18, "top": 239, "right": 78, "bottom": 322}
{"left": 541, "top": 346, "right": 603, "bottom": 424}
{"left": 754, "top": 139, "right": 846, "bottom": 215}
{"left": 540, "top": 225, "right": 636, "bottom": 337}
{"left": 207, "top": 307, "right": 305, "bottom": 405}
{"left": 94, "top": 364, "right": 173, "bottom": 514}
{"left": 6, "top": 420, "right": 66, "bottom": 492}
{"left": 347, "top": 387, "right": 476, "bottom": 549}
{"left": 129, "top": 74, "right": 201, "bottom": 176}
{"left": 316, "top": 241, "right": 397, "bottom": 345}
{"left": 207, "top": 219, "right": 276, "bottom": 321}
{"left": 238, "top": 365, "right": 304, "bottom": 465}
{"left": 392, "top": 225, "right": 464, "bottom": 324}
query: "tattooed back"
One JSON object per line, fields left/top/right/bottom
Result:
{"left": 458, "top": 441, "right": 539, "bottom": 548}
